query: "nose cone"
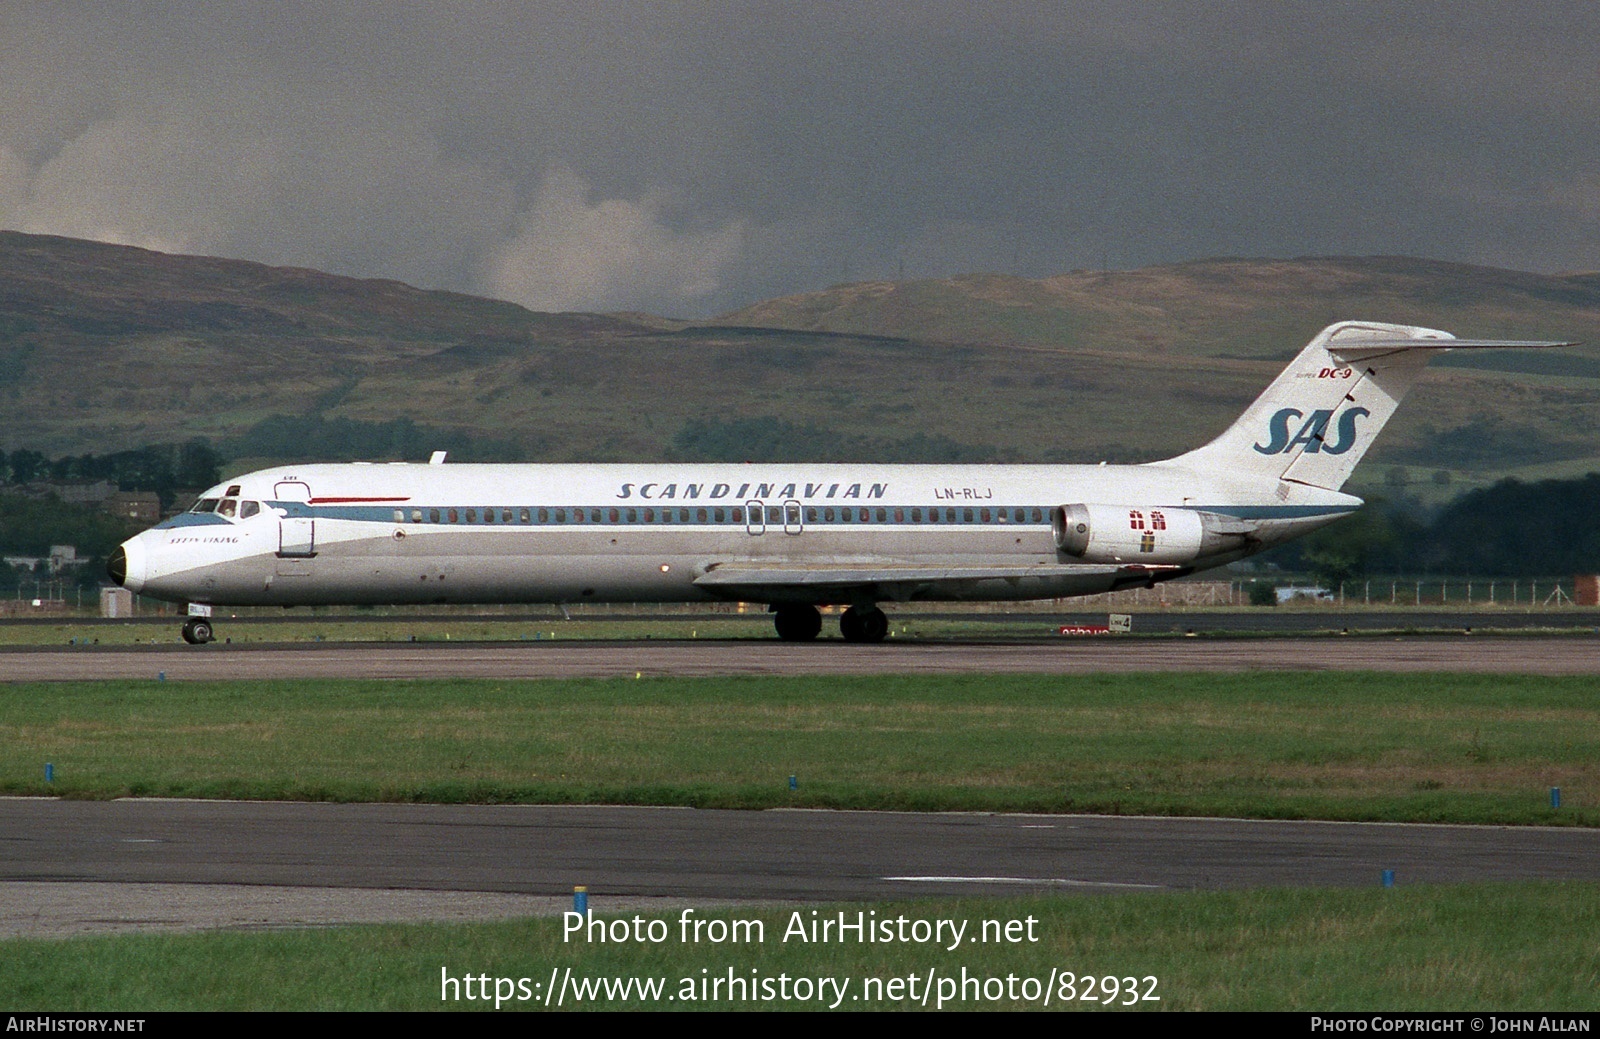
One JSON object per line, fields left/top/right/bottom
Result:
{"left": 109, "top": 536, "right": 146, "bottom": 593}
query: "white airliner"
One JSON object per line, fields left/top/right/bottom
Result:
{"left": 109, "top": 321, "right": 1568, "bottom": 645}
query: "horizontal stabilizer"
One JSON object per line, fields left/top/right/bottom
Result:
{"left": 1329, "top": 337, "right": 1576, "bottom": 358}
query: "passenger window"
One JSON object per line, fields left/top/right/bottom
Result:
{"left": 730, "top": 507, "right": 742, "bottom": 523}
{"left": 697, "top": 508, "right": 708, "bottom": 523}
{"left": 554, "top": 509, "right": 566, "bottom": 523}
{"left": 502, "top": 509, "right": 513, "bottom": 523}
{"left": 927, "top": 509, "right": 937, "bottom": 523}
{"left": 963, "top": 509, "right": 973, "bottom": 523}
{"left": 768, "top": 506, "right": 782, "bottom": 523}
{"left": 875, "top": 508, "right": 887, "bottom": 522}
{"left": 806, "top": 508, "right": 817, "bottom": 522}
{"left": 465, "top": 509, "right": 477, "bottom": 523}
{"left": 893, "top": 508, "right": 904, "bottom": 523}
{"left": 644, "top": 508, "right": 655, "bottom": 522}
{"left": 574, "top": 509, "right": 585, "bottom": 523}
{"left": 448, "top": 509, "right": 459, "bottom": 523}
{"left": 627, "top": 508, "right": 638, "bottom": 522}
{"left": 241, "top": 501, "right": 261, "bottom": 519}
{"left": 392, "top": 509, "right": 404, "bottom": 523}
{"left": 430, "top": 509, "right": 441, "bottom": 523}
{"left": 911, "top": 508, "right": 922, "bottom": 522}
{"left": 981, "top": 509, "right": 991, "bottom": 522}
{"left": 483, "top": 509, "right": 493, "bottom": 523}
{"left": 539, "top": 508, "right": 549, "bottom": 523}
{"left": 520, "top": 509, "right": 530, "bottom": 523}
{"left": 714, "top": 508, "right": 725, "bottom": 523}
{"left": 859, "top": 508, "right": 870, "bottom": 522}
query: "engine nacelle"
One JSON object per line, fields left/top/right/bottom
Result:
{"left": 1052, "top": 503, "right": 1242, "bottom": 564}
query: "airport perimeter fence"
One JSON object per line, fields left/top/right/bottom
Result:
{"left": 1075, "top": 577, "right": 1594, "bottom": 610}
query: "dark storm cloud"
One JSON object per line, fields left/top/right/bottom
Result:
{"left": 2, "top": 2, "right": 1597, "bottom": 315}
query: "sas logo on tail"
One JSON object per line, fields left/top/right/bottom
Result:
{"left": 1253, "top": 407, "right": 1370, "bottom": 455}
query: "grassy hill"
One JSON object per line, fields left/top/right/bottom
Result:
{"left": 2, "top": 232, "right": 1596, "bottom": 499}
{"left": 721, "top": 257, "right": 1600, "bottom": 357}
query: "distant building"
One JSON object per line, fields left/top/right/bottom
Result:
{"left": 54, "top": 480, "right": 117, "bottom": 505}
{"left": 5, "top": 546, "right": 84, "bottom": 575}
{"left": 101, "top": 587, "right": 134, "bottom": 618}
{"left": 106, "top": 491, "right": 161, "bottom": 524}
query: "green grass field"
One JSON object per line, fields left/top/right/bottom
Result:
{"left": 4, "top": 885, "right": 1597, "bottom": 1010}
{"left": 5, "top": 670, "right": 1598, "bottom": 1011}
{"left": 2, "top": 672, "right": 1594, "bottom": 823}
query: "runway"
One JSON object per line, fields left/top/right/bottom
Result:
{"left": 3, "top": 634, "right": 1599, "bottom": 681}
{"left": 4, "top": 799, "right": 1599, "bottom": 937}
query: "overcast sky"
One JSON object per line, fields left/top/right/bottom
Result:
{"left": 3, "top": 2, "right": 1598, "bottom": 316}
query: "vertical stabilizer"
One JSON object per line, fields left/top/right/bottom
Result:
{"left": 1167, "top": 321, "right": 1570, "bottom": 491}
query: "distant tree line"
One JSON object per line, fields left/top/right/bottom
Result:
{"left": 0, "top": 495, "right": 138, "bottom": 563}
{"left": 1264, "top": 474, "right": 1600, "bottom": 583}
{"left": 2, "top": 440, "right": 222, "bottom": 507}
{"left": 3, "top": 428, "right": 1596, "bottom": 589}
{"left": 0, "top": 441, "right": 218, "bottom": 585}
{"left": 219, "top": 415, "right": 527, "bottom": 464}
{"left": 0, "top": 418, "right": 527, "bottom": 585}
{"left": 670, "top": 416, "right": 1011, "bottom": 464}
{"left": 0, "top": 416, "right": 527, "bottom": 503}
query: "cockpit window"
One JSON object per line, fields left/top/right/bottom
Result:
{"left": 216, "top": 499, "right": 238, "bottom": 518}
{"left": 192, "top": 498, "right": 220, "bottom": 513}
{"left": 239, "top": 501, "right": 261, "bottom": 519}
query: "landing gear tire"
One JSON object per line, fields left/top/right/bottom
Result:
{"left": 773, "top": 605, "right": 822, "bottom": 642}
{"left": 839, "top": 605, "right": 889, "bottom": 643}
{"left": 181, "top": 618, "right": 214, "bottom": 645}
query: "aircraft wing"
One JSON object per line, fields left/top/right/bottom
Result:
{"left": 692, "top": 561, "right": 1182, "bottom": 601}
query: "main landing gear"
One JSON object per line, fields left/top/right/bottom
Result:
{"left": 772, "top": 605, "right": 823, "bottom": 642}
{"left": 771, "top": 604, "right": 889, "bottom": 643}
{"left": 838, "top": 605, "right": 889, "bottom": 643}
{"left": 181, "top": 617, "right": 215, "bottom": 645}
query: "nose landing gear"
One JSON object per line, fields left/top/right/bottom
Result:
{"left": 181, "top": 617, "right": 214, "bottom": 645}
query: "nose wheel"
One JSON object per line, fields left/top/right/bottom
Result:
{"left": 181, "top": 617, "right": 215, "bottom": 645}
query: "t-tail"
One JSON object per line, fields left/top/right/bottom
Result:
{"left": 1167, "top": 321, "right": 1574, "bottom": 492}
